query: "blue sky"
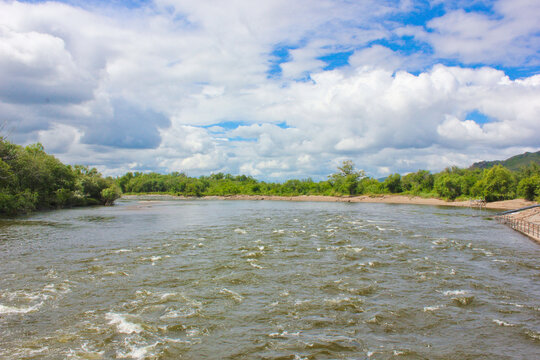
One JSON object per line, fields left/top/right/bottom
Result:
{"left": 1, "top": 0, "right": 539, "bottom": 179}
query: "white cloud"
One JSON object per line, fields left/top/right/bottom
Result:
{"left": 0, "top": 0, "right": 539, "bottom": 180}
{"left": 437, "top": 116, "right": 486, "bottom": 143}
{"left": 37, "top": 123, "right": 82, "bottom": 154}
{"left": 0, "top": 25, "right": 96, "bottom": 104}
{"left": 402, "top": 0, "right": 540, "bottom": 66}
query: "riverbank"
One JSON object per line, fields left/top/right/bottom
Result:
{"left": 499, "top": 206, "right": 540, "bottom": 243}
{"left": 121, "top": 194, "right": 537, "bottom": 211}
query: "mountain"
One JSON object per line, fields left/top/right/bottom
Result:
{"left": 470, "top": 151, "right": 540, "bottom": 171}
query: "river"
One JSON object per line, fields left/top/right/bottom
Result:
{"left": 0, "top": 199, "right": 539, "bottom": 359}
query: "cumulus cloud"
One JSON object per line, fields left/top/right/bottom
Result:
{"left": 401, "top": 0, "right": 540, "bottom": 66}
{"left": 0, "top": 25, "right": 96, "bottom": 104}
{"left": 37, "top": 123, "right": 82, "bottom": 154}
{"left": 82, "top": 98, "right": 170, "bottom": 149}
{"left": 0, "top": 0, "right": 539, "bottom": 180}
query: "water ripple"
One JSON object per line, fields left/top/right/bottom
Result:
{"left": 0, "top": 200, "right": 538, "bottom": 358}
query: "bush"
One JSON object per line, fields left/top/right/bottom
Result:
{"left": 383, "top": 173, "right": 402, "bottom": 193}
{"left": 0, "top": 190, "right": 38, "bottom": 216}
{"left": 0, "top": 138, "right": 121, "bottom": 216}
{"left": 402, "top": 170, "right": 434, "bottom": 194}
{"left": 54, "top": 188, "right": 74, "bottom": 207}
{"left": 517, "top": 175, "right": 540, "bottom": 201}
{"left": 434, "top": 173, "right": 465, "bottom": 200}
{"left": 100, "top": 185, "right": 122, "bottom": 206}
{"left": 481, "top": 165, "right": 515, "bottom": 202}
{"left": 361, "top": 178, "right": 384, "bottom": 194}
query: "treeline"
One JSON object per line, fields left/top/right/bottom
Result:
{"left": 117, "top": 160, "right": 540, "bottom": 202}
{"left": 2, "top": 134, "right": 538, "bottom": 217}
{"left": 0, "top": 138, "right": 121, "bottom": 216}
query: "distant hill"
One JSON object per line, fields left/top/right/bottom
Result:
{"left": 470, "top": 151, "right": 540, "bottom": 171}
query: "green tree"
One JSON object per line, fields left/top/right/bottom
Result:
{"left": 360, "top": 178, "right": 384, "bottom": 194}
{"left": 434, "top": 173, "right": 465, "bottom": 200}
{"left": 383, "top": 173, "right": 402, "bottom": 193}
{"left": 517, "top": 162, "right": 540, "bottom": 179}
{"left": 517, "top": 175, "right": 540, "bottom": 201}
{"left": 480, "top": 165, "right": 515, "bottom": 202}
{"left": 402, "top": 170, "right": 434, "bottom": 194}
{"left": 117, "top": 172, "right": 134, "bottom": 192}
{"left": 101, "top": 185, "right": 122, "bottom": 205}
{"left": 0, "top": 138, "right": 120, "bottom": 216}
{"left": 329, "top": 160, "right": 366, "bottom": 195}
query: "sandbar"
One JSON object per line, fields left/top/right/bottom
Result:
{"left": 122, "top": 194, "right": 537, "bottom": 211}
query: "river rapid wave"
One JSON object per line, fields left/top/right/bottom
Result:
{"left": 0, "top": 199, "right": 539, "bottom": 359}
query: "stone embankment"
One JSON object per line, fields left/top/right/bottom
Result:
{"left": 497, "top": 206, "right": 540, "bottom": 243}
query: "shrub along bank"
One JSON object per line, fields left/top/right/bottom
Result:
{"left": 117, "top": 161, "right": 540, "bottom": 203}
{"left": 0, "top": 139, "right": 120, "bottom": 216}
{"left": 2, "top": 135, "right": 538, "bottom": 217}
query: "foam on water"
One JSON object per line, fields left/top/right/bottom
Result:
{"left": 423, "top": 305, "right": 444, "bottom": 312}
{"left": 117, "top": 342, "right": 159, "bottom": 360}
{"left": 220, "top": 288, "right": 244, "bottom": 303}
{"left": 106, "top": 313, "right": 143, "bottom": 334}
{"left": 493, "top": 319, "right": 515, "bottom": 327}
{"left": 159, "top": 292, "right": 178, "bottom": 301}
{"left": 505, "top": 302, "right": 524, "bottom": 308}
{"left": 0, "top": 302, "right": 43, "bottom": 315}
{"left": 68, "top": 342, "right": 105, "bottom": 359}
{"left": 113, "top": 249, "right": 132, "bottom": 254}
{"left": 443, "top": 290, "right": 469, "bottom": 296}
{"left": 269, "top": 330, "right": 300, "bottom": 338}
{"left": 247, "top": 258, "right": 264, "bottom": 269}
{"left": 186, "top": 328, "right": 200, "bottom": 337}
{"left": 1, "top": 200, "right": 539, "bottom": 359}
{"left": 27, "top": 346, "right": 49, "bottom": 356}
{"left": 525, "top": 329, "right": 540, "bottom": 340}
{"left": 325, "top": 296, "right": 351, "bottom": 305}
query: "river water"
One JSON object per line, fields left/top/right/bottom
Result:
{"left": 0, "top": 199, "right": 539, "bottom": 359}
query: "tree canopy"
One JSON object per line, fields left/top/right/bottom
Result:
{"left": 2, "top": 136, "right": 539, "bottom": 218}
{"left": 0, "top": 138, "right": 120, "bottom": 216}
{"left": 115, "top": 160, "right": 540, "bottom": 203}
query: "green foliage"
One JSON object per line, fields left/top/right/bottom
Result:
{"left": 434, "top": 173, "right": 465, "bottom": 200}
{"left": 328, "top": 160, "right": 366, "bottom": 195}
{"left": 0, "top": 190, "right": 38, "bottom": 216}
{"left": 0, "top": 138, "right": 119, "bottom": 216}
{"left": 402, "top": 170, "right": 434, "bottom": 194}
{"left": 517, "top": 175, "right": 540, "bottom": 201}
{"left": 101, "top": 185, "right": 122, "bottom": 206}
{"left": 117, "top": 160, "right": 375, "bottom": 198}
{"left": 116, "top": 160, "right": 538, "bottom": 203}
{"left": 383, "top": 173, "right": 402, "bottom": 193}
{"left": 4, "top": 136, "right": 537, "bottom": 217}
{"left": 470, "top": 151, "right": 540, "bottom": 172}
{"left": 460, "top": 170, "right": 483, "bottom": 196}
{"left": 479, "top": 165, "right": 515, "bottom": 202}
{"left": 360, "top": 178, "right": 384, "bottom": 194}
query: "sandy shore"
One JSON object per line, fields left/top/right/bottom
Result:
{"left": 122, "top": 194, "right": 537, "bottom": 211}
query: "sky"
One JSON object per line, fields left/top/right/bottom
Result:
{"left": 1, "top": 0, "right": 539, "bottom": 180}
